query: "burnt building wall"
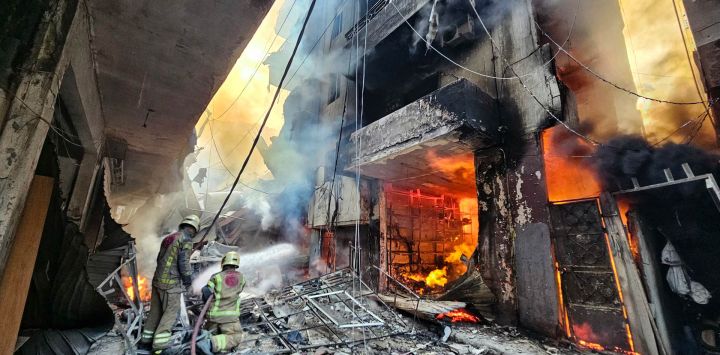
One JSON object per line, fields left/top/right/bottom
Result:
{"left": 302, "top": 0, "right": 568, "bottom": 332}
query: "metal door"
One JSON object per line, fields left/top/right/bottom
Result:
{"left": 549, "top": 200, "right": 631, "bottom": 350}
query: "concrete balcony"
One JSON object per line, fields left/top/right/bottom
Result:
{"left": 345, "top": 0, "right": 431, "bottom": 50}
{"left": 346, "top": 79, "right": 500, "bottom": 191}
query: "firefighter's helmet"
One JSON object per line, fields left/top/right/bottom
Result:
{"left": 221, "top": 251, "right": 240, "bottom": 268}
{"left": 179, "top": 214, "right": 200, "bottom": 232}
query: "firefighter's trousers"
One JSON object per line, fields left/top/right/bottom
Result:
{"left": 141, "top": 286, "right": 181, "bottom": 350}
{"left": 207, "top": 321, "right": 244, "bottom": 352}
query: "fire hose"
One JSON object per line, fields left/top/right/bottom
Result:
{"left": 190, "top": 294, "right": 213, "bottom": 355}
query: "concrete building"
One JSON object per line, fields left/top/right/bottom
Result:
{"left": 266, "top": 0, "right": 720, "bottom": 354}
{"left": 0, "top": 0, "right": 270, "bottom": 351}
{"left": 683, "top": 0, "right": 720, "bottom": 141}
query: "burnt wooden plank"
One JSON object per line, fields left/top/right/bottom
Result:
{"left": 600, "top": 193, "right": 660, "bottom": 355}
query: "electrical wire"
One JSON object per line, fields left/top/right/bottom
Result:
{"left": 10, "top": 94, "right": 85, "bottom": 148}
{"left": 284, "top": 0, "right": 352, "bottom": 88}
{"left": 535, "top": 21, "right": 707, "bottom": 106}
{"left": 390, "top": 0, "right": 705, "bottom": 107}
{"left": 396, "top": 0, "right": 713, "bottom": 147}
{"left": 207, "top": 117, "right": 271, "bottom": 194}
{"left": 670, "top": 0, "right": 715, "bottom": 125}
{"left": 195, "top": 0, "right": 318, "bottom": 247}
{"left": 477, "top": 4, "right": 710, "bottom": 149}
{"left": 684, "top": 99, "right": 718, "bottom": 144}
{"left": 206, "top": 0, "right": 350, "bottom": 161}
{"left": 388, "top": 0, "right": 575, "bottom": 81}
{"left": 507, "top": 0, "right": 580, "bottom": 68}
{"left": 357, "top": 0, "right": 370, "bottom": 348}
{"left": 466, "top": 0, "right": 601, "bottom": 146}
{"left": 651, "top": 103, "right": 713, "bottom": 146}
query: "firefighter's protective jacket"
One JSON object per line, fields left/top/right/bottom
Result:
{"left": 206, "top": 269, "right": 246, "bottom": 324}
{"left": 152, "top": 230, "right": 193, "bottom": 292}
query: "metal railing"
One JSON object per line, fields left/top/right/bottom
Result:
{"left": 96, "top": 242, "right": 144, "bottom": 353}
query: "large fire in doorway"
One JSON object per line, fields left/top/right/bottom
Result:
{"left": 541, "top": 126, "right": 600, "bottom": 202}
{"left": 386, "top": 151, "right": 479, "bottom": 295}
{"left": 542, "top": 127, "right": 636, "bottom": 353}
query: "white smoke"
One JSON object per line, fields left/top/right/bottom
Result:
{"left": 191, "top": 243, "right": 300, "bottom": 294}
{"left": 122, "top": 192, "right": 184, "bottom": 276}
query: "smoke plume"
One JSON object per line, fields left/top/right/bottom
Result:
{"left": 594, "top": 135, "right": 720, "bottom": 193}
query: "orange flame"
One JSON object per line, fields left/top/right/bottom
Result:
{"left": 573, "top": 322, "right": 639, "bottom": 354}
{"left": 123, "top": 276, "right": 151, "bottom": 302}
{"left": 444, "top": 243, "right": 474, "bottom": 265}
{"left": 542, "top": 126, "right": 601, "bottom": 202}
{"left": 436, "top": 308, "right": 480, "bottom": 323}
{"left": 425, "top": 267, "right": 448, "bottom": 288}
{"left": 619, "top": 0, "right": 715, "bottom": 148}
{"left": 572, "top": 322, "right": 603, "bottom": 344}
{"left": 393, "top": 152, "right": 478, "bottom": 293}
{"left": 426, "top": 150, "right": 475, "bottom": 186}
{"left": 577, "top": 339, "right": 606, "bottom": 352}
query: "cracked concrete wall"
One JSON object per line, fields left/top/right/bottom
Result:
{"left": 0, "top": 0, "right": 109, "bottom": 282}
{"left": 458, "top": 1, "right": 560, "bottom": 330}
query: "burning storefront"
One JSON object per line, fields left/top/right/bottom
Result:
{"left": 290, "top": 0, "right": 720, "bottom": 354}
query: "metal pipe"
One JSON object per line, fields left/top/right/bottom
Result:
{"left": 191, "top": 294, "right": 213, "bottom": 355}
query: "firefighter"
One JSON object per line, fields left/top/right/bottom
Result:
{"left": 140, "top": 214, "right": 200, "bottom": 352}
{"left": 198, "top": 251, "right": 246, "bottom": 353}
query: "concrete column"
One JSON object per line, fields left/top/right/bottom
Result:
{"left": 0, "top": 0, "right": 76, "bottom": 280}
{"left": 475, "top": 150, "right": 517, "bottom": 324}
{"left": 377, "top": 183, "right": 388, "bottom": 290}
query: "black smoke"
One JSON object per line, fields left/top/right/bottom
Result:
{"left": 594, "top": 135, "right": 720, "bottom": 194}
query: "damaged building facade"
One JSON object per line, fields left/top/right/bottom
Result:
{"left": 0, "top": 0, "right": 271, "bottom": 352}
{"left": 2, "top": 0, "right": 720, "bottom": 353}
{"left": 269, "top": 0, "right": 720, "bottom": 354}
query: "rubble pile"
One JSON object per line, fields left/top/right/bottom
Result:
{"left": 228, "top": 269, "right": 408, "bottom": 353}
{"left": 89, "top": 264, "right": 607, "bottom": 354}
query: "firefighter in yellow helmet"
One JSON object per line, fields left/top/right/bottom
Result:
{"left": 198, "top": 251, "right": 246, "bottom": 353}
{"left": 140, "top": 215, "right": 200, "bottom": 352}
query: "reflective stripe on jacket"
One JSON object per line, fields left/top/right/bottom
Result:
{"left": 206, "top": 269, "right": 245, "bottom": 323}
{"left": 152, "top": 231, "right": 193, "bottom": 291}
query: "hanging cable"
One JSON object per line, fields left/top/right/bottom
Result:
{"left": 195, "top": 0, "right": 318, "bottom": 247}
{"left": 466, "top": 0, "right": 601, "bottom": 146}
{"left": 535, "top": 21, "right": 707, "bottom": 106}
{"left": 670, "top": 0, "right": 714, "bottom": 126}
{"left": 388, "top": 1, "right": 573, "bottom": 81}
{"left": 207, "top": 117, "right": 271, "bottom": 194}
{"left": 10, "top": 94, "right": 85, "bottom": 148}
{"left": 285, "top": 0, "right": 352, "bottom": 88}
{"left": 651, "top": 98, "right": 719, "bottom": 146}
{"left": 206, "top": 0, "right": 351, "bottom": 161}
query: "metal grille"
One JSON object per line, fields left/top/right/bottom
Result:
{"left": 232, "top": 269, "right": 408, "bottom": 353}
{"left": 384, "top": 189, "right": 475, "bottom": 286}
{"left": 550, "top": 200, "right": 630, "bottom": 350}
